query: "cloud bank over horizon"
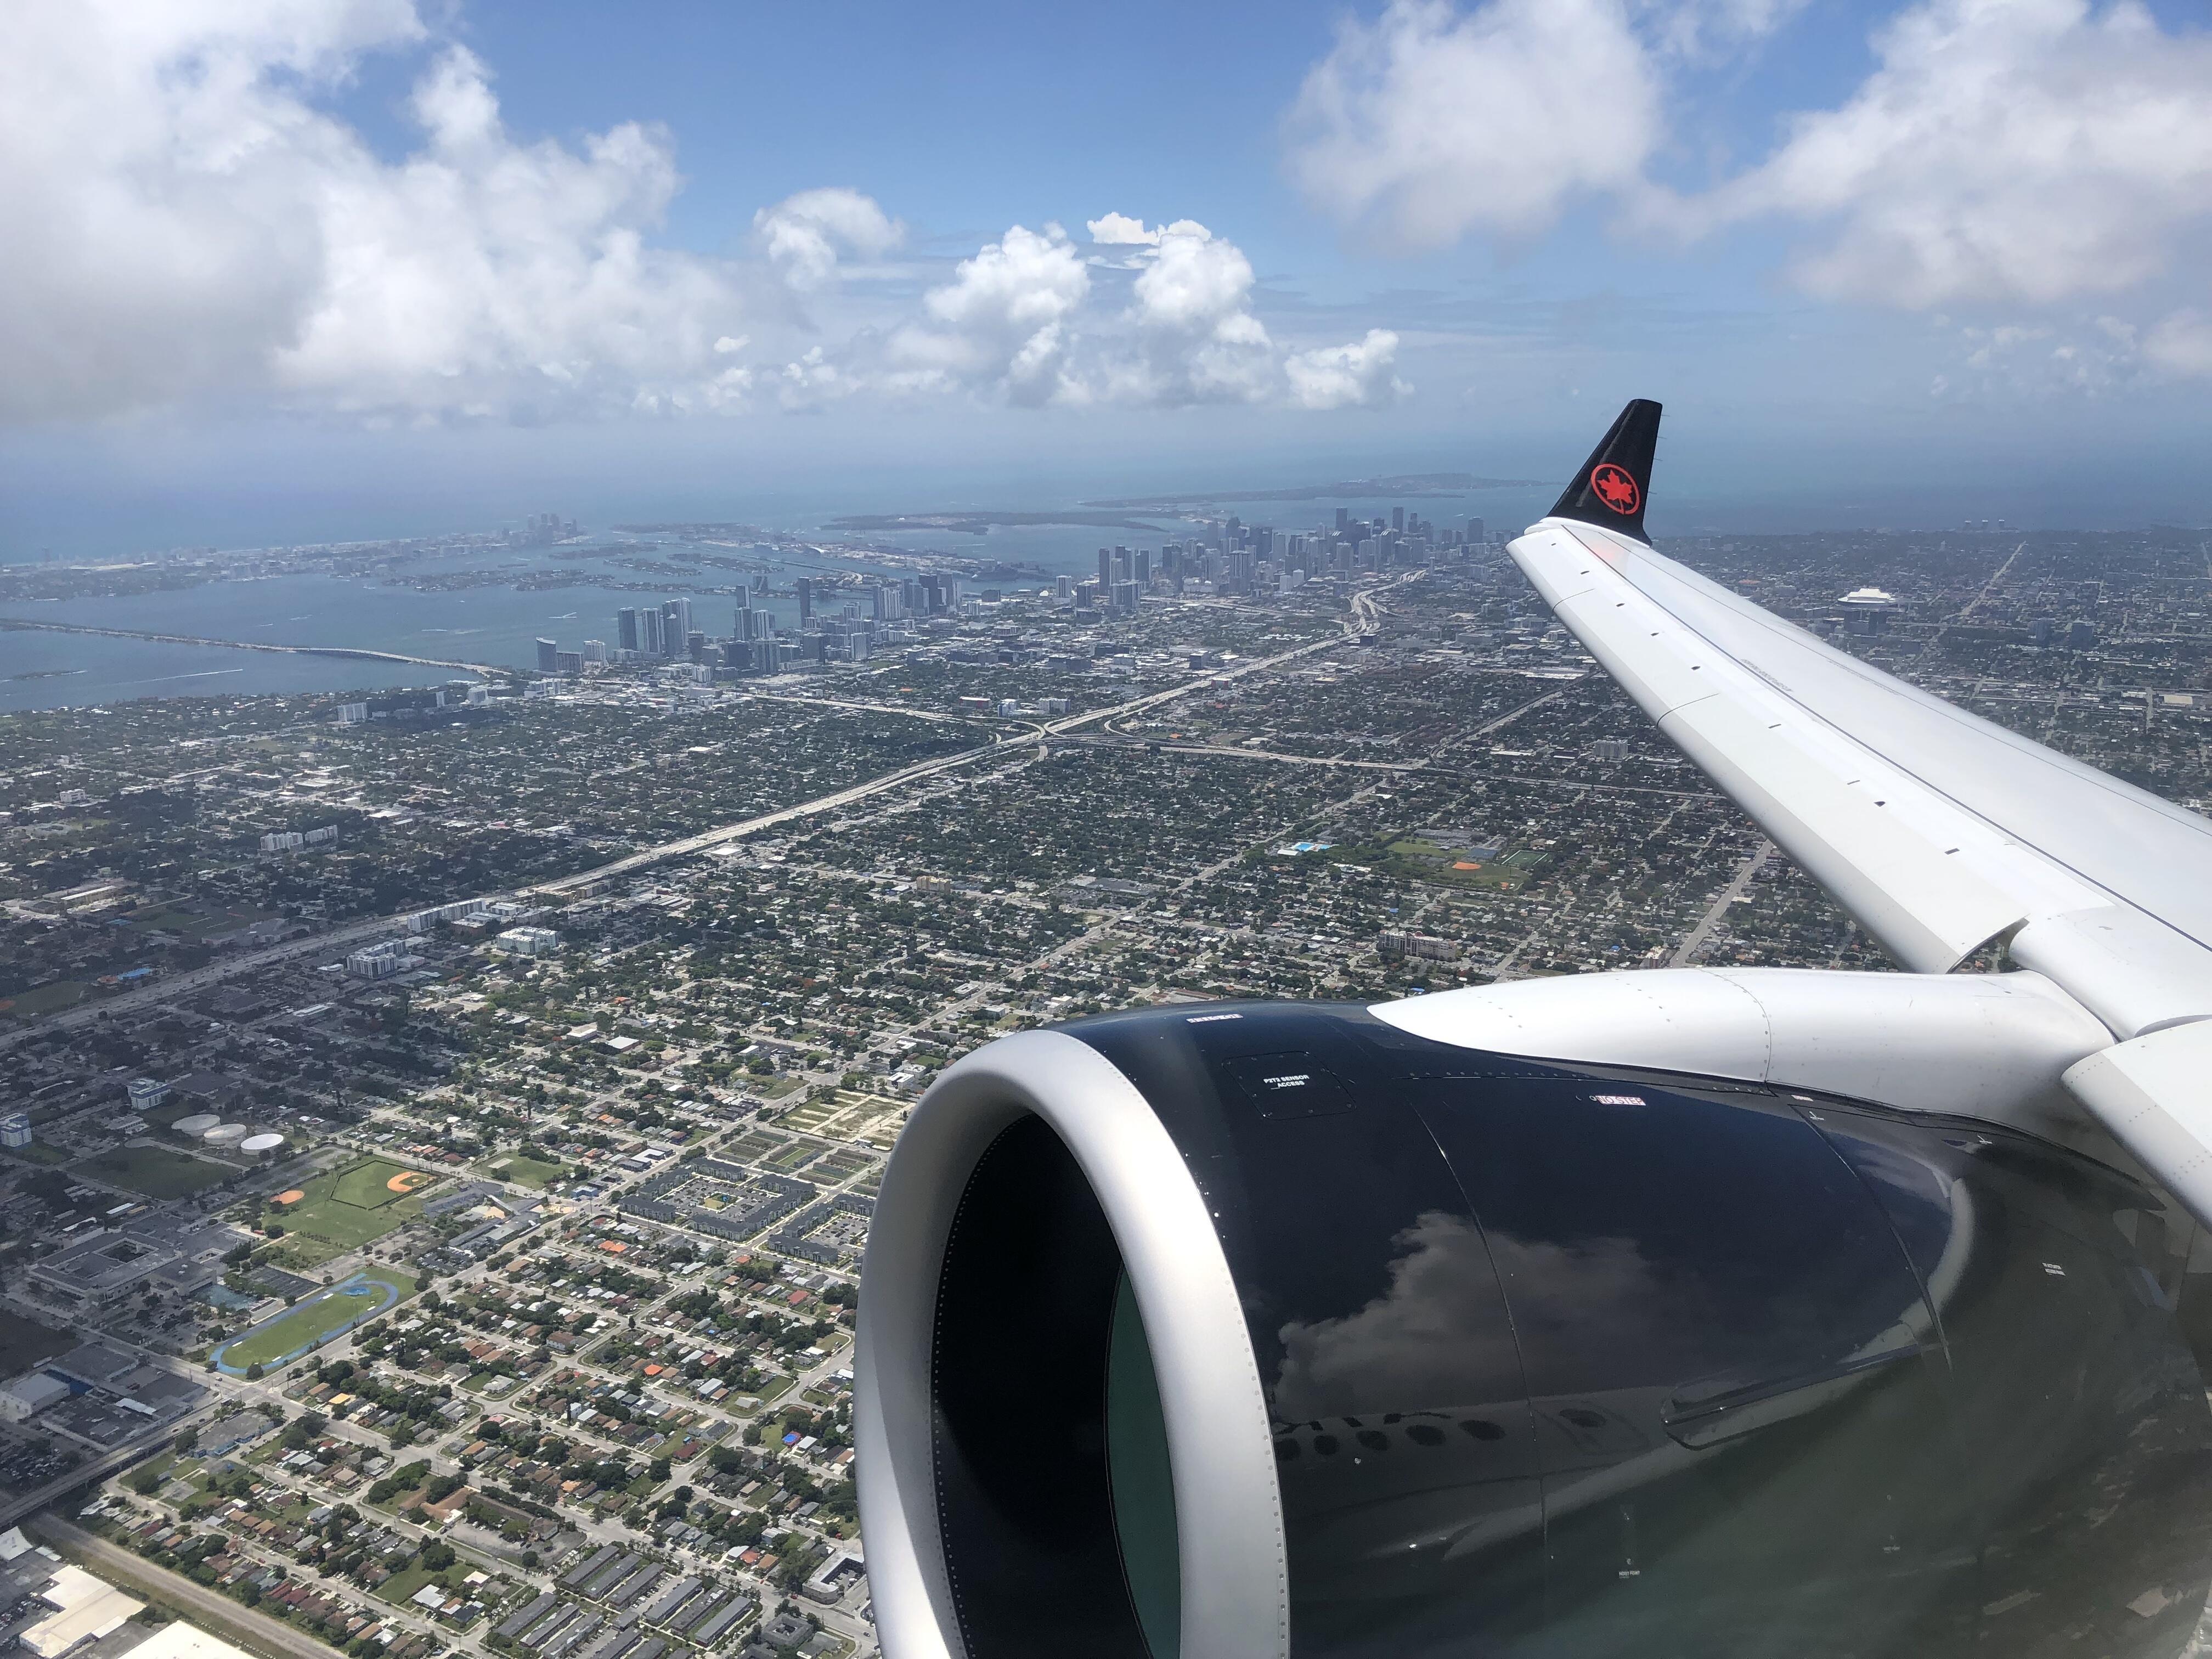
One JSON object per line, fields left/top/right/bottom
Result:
{"left": 7, "top": 0, "right": 2212, "bottom": 452}
{"left": 0, "top": 1, "right": 1404, "bottom": 429}
{"left": 1288, "top": 0, "right": 2212, "bottom": 393}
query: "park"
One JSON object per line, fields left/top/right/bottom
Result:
{"left": 256, "top": 1155, "right": 443, "bottom": 1266}
{"left": 210, "top": 1269, "right": 414, "bottom": 1374}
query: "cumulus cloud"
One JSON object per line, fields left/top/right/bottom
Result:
{"left": 1085, "top": 211, "right": 1160, "bottom": 246}
{"left": 1111, "top": 221, "right": 1278, "bottom": 404}
{"left": 1286, "top": 0, "right": 2212, "bottom": 355}
{"left": 4, "top": 4, "right": 1411, "bottom": 425}
{"left": 1690, "top": 0, "right": 2212, "bottom": 308}
{"left": 884, "top": 223, "right": 1093, "bottom": 407}
{"left": 753, "top": 188, "right": 904, "bottom": 289}
{"left": 802, "top": 215, "right": 1409, "bottom": 411}
{"left": 2, "top": 0, "right": 765, "bottom": 422}
{"left": 1285, "top": 330, "right": 1410, "bottom": 409}
{"left": 1286, "top": 0, "right": 1664, "bottom": 250}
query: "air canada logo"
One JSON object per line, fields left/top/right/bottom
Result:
{"left": 1590, "top": 463, "right": 1640, "bottom": 515}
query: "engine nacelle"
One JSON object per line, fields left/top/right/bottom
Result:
{"left": 856, "top": 989, "right": 2212, "bottom": 1659}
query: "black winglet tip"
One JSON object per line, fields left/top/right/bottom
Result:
{"left": 1549, "top": 398, "right": 1662, "bottom": 543}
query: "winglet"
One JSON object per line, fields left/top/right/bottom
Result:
{"left": 1548, "top": 398, "right": 1662, "bottom": 543}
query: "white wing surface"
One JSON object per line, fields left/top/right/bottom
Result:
{"left": 1512, "top": 402, "right": 2212, "bottom": 1217}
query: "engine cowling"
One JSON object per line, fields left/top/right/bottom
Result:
{"left": 856, "top": 996, "right": 2212, "bottom": 1659}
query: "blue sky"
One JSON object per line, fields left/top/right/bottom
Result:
{"left": 4, "top": 0, "right": 2212, "bottom": 551}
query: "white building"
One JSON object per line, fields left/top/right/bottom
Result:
{"left": 20, "top": 1564, "right": 143, "bottom": 1657}
{"left": 345, "top": 939, "right": 419, "bottom": 980}
{"left": 407, "top": 899, "right": 492, "bottom": 934}
{"left": 0, "top": 1372, "right": 67, "bottom": 1423}
{"left": 498, "top": 926, "right": 560, "bottom": 957}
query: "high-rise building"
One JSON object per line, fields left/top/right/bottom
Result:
{"left": 581, "top": 640, "right": 607, "bottom": 664}
{"left": 1098, "top": 547, "right": 1113, "bottom": 588}
{"left": 1135, "top": 548, "right": 1151, "bottom": 586}
{"left": 640, "top": 608, "right": 664, "bottom": 655}
{"left": 617, "top": 608, "right": 640, "bottom": 652}
{"left": 555, "top": 650, "right": 584, "bottom": 675}
{"left": 1392, "top": 506, "right": 1405, "bottom": 533}
{"left": 535, "top": 637, "right": 557, "bottom": 673}
{"left": 1335, "top": 507, "right": 1351, "bottom": 533}
{"left": 1469, "top": 517, "right": 1486, "bottom": 545}
{"left": 795, "top": 577, "right": 814, "bottom": 622}
{"left": 662, "top": 598, "right": 692, "bottom": 647}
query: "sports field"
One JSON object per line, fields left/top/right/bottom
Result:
{"left": 262, "top": 1156, "right": 442, "bottom": 1259}
{"left": 484, "top": 1153, "right": 565, "bottom": 1190}
{"left": 212, "top": 1269, "right": 414, "bottom": 1374}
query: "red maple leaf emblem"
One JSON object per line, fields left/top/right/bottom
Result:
{"left": 1590, "top": 463, "right": 1640, "bottom": 514}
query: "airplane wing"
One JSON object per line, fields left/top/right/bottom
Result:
{"left": 1511, "top": 401, "right": 2212, "bottom": 1216}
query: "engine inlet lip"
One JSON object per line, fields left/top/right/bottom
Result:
{"left": 855, "top": 1026, "right": 1290, "bottom": 1659}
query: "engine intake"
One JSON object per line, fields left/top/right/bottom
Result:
{"left": 857, "top": 999, "right": 2212, "bottom": 1659}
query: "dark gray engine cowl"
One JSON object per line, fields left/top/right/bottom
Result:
{"left": 857, "top": 1000, "right": 2212, "bottom": 1659}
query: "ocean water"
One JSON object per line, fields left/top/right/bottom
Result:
{"left": 0, "top": 482, "right": 1554, "bottom": 714}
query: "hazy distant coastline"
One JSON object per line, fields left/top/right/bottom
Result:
{"left": 827, "top": 510, "right": 1181, "bottom": 537}
{"left": 1081, "top": 472, "right": 1549, "bottom": 509}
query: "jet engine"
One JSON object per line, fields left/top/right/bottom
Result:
{"left": 856, "top": 971, "right": 2212, "bottom": 1659}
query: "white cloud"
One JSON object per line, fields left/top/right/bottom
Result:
{"left": 1, "top": 0, "right": 770, "bottom": 423}
{"left": 1285, "top": 329, "right": 1410, "bottom": 409}
{"left": 3, "top": 5, "right": 1413, "bottom": 426}
{"left": 1921, "top": 308, "right": 2202, "bottom": 402}
{"left": 2143, "top": 311, "right": 2212, "bottom": 379}
{"left": 1085, "top": 211, "right": 1160, "bottom": 246}
{"left": 1286, "top": 0, "right": 1664, "bottom": 250}
{"left": 1284, "top": 0, "right": 2212, "bottom": 365}
{"left": 1687, "top": 0, "right": 2212, "bottom": 308}
{"left": 788, "top": 215, "right": 1410, "bottom": 411}
{"left": 885, "top": 223, "right": 1093, "bottom": 407}
{"left": 1652, "top": 0, "right": 1811, "bottom": 59}
{"left": 1132, "top": 223, "right": 1257, "bottom": 333}
{"left": 1112, "top": 221, "right": 1278, "bottom": 403}
{"left": 753, "top": 187, "right": 904, "bottom": 290}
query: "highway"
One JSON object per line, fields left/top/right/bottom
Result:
{"left": 0, "top": 1438, "right": 166, "bottom": 1531}
{"left": 0, "top": 617, "right": 500, "bottom": 678}
{"left": 528, "top": 595, "right": 1383, "bottom": 896}
{"left": 0, "top": 584, "right": 1392, "bottom": 1048}
{"left": 1668, "top": 837, "right": 1776, "bottom": 968}
{"left": 28, "top": 1514, "right": 342, "bottom": 1659}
